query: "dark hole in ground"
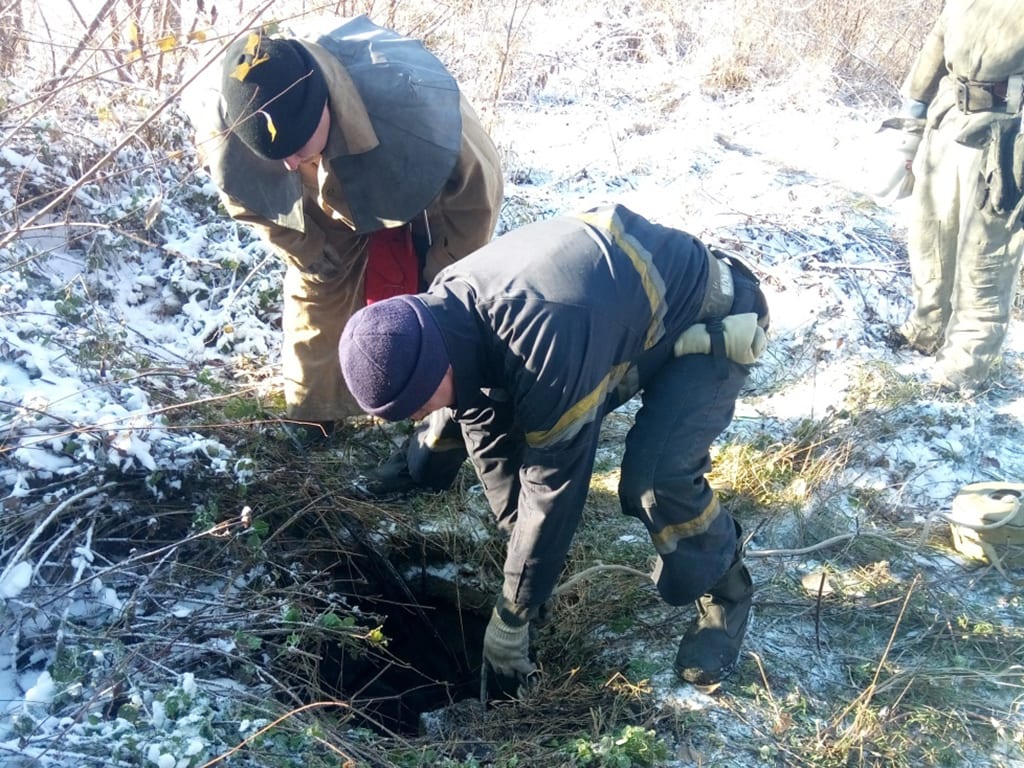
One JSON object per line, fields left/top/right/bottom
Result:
{"left": 318, "top": 592, "right": 488, "bottom": 736}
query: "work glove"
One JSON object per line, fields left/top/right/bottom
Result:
{"left": 674, "top": 313, "right": 767, "bottom": 365}
{"left": 974, "top": 116, "right": 1023, "bottom": 217}
{"left": 482, "top": 607, "right": 537, "bottom": 700}
{"left": 868, "top": 115, "right": 924, "bottom": 202}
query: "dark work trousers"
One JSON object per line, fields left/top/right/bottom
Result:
{"left": 619, "top": 352, "right": 748, "bottom": 605}
{"left": 619, "top": 269, "right": 766, "bottom": 605}
{"left": 405, "top": 407, "right": 468, "bottom": 491}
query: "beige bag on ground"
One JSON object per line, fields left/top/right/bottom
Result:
{"left": 947, "top": 481, "right": 1024, "bottom": 575}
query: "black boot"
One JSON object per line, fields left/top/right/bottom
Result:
{"left": 352, "top": 444, "right": 420, "bottom": 499}
{"left": 674, "top": 554, "right": 753, "bottom": 685}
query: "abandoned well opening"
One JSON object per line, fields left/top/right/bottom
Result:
{"left": 317, "top": 590, "right": 489, "bottom": 736}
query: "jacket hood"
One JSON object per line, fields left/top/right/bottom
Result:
{"left": 183, "top": 15, "right": 463, "bottom": 234}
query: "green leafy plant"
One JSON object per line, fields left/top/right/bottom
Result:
{"left": 569, "top": 724, "right": 669, "bottom": 767}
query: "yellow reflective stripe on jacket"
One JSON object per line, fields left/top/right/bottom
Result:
{"left": 525, "top": 209, "right": 672, "bottom": 450}
{"left": 574, "top": 208, "right": 667, "bottom": 350}
{"left": 526, "top": 361, "right": 631, "bottom": 448}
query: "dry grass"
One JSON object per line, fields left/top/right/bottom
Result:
{"left": 5, "top": 1, "right": 1023, "bottom": 767}
{"left": 690, "top": 0, "right": 941, "bottom": 104}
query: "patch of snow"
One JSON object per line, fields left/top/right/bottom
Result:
{"left": 0, "top": 562, "right": 33, "bottom": 599}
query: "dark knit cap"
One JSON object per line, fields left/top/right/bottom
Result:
{"left": 221, "top": 34, "right": 328, "bottom": 160}
{"left": 339, "top": 295, "right": 450, "bottom": 421}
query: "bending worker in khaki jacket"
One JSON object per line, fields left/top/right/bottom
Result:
{"left": 185, "top": 16, "right": 502, "bottom": 491}
{"left": 891, "top": 0, "right": 1024, "bottom": 391}
{"left": 339, "top": 204, "right": 770, "bottom": 694}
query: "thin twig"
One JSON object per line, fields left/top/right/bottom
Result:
{"left": 55, "top": 517, "right": 96, "bottom": 663}
{"left": 832, "top": 574, "right": 920, "bottom": 739}
{"left": 748, "top": 649, "right": 774, "bottom": 703}
{"left": 747, "top": 531, "right": 914, "bottom": 557}
{"left": 0, "top": 482, "right": 115, "bottom": 588}
{"left": 0, "top": 1, "right": 276, "bottom": 253}
{"left": 814, "top": 569, "right": 826, "bottom": 652}
{"left": 197, "top": 700, "right": 351, "bottom": 768}
{"left": 549, "top": 530, "right": 915, "bottom": 598}
{"left": 552, "top": 563, "right": 652, "bottom": 596}
{"left": 50, "top": 0, "right": 126, "bottom": 89}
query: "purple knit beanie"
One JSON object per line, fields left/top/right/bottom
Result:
{"left": 339, "top": 295, "right": 450, "bottom": 421}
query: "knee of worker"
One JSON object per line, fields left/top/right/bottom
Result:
{"left": 651, "top": 517, "right": 737, "bottom": 605}
{"left": 618, "top": 458, "right": 668, "bottom": 518}
{"left": 282, "top": 327, "right": 363, "bottom": 421}
{"left": 945, "top": 285, "right": 1014, "bottom": 351}
{"left": 618, "top": 447, "right": 709, "bottom": 518}
{"left": 907, "top": 216, "right": 958, "bottom": 284}
{"left": 951, "top": 276, "right": 1017, "bottom": 324}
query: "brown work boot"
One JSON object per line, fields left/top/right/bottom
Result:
{"left": 882, "top": 325, "right": 910, "bottom": 352}
{"left": 896, "top": 320, "right": 941, "bottom": 356}
{"left": 675, "top": 555, "right": 753, "bottom": 685}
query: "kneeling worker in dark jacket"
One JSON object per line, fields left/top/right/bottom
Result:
{"left": 338, "top": 204, "right": 770, "bottom": 691}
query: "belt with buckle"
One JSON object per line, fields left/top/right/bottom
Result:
{"left": 955, "top": 75, "right": 1024, "bottom": 114}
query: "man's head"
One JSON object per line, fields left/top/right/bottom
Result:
{"left": 339, "top": 295, "right": 452, "bottom": 421}
{"left": 221, "top": 32, "right": 328, "bottom": 161}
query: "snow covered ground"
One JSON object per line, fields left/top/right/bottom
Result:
{"left": 2, "top": 3, "right": 1023, "bottom": 766}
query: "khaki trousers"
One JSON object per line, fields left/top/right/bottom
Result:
{"left": 903, "top": 116, "right": 1024, "bottom": 387}
{"left": 282, "top": 260, "right": 367, "bottom": 422}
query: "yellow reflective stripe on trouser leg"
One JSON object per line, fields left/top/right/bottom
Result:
{"left": 649, "top": 495, "right": 723, "bottom": 555}
{"left": 426, "top": 433, "right": 465, "bottom": 452}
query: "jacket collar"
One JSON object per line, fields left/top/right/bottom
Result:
{"left": 187, "top": 16, "right": 461, "bottom": 235}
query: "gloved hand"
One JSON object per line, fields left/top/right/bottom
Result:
{"left": 674, "top": 313, "right": 767, "bottom": 365}
{"left": 868, "top": 115, "right": 925, "bottom": 201}
{"left": 482, "top": 607, "right": 537, "bottom": 699}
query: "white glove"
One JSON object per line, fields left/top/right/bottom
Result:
{"left": 868, "top": 115, "right": 925, "bottom": 202}
{"left": 674, "top": 313, "right": 767, "bottom": 365}
{"left": 482, "top": 608, "right": 536, "bottom": 682}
